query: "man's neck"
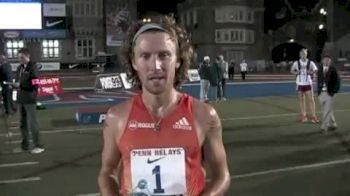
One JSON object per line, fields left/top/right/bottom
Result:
{"left": 142, "top": 88, "right": 180, "bottom": 117}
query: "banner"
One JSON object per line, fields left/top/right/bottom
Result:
{"left": 187, "top": 69, "right": 201, "bottom": 82}
{"left": 95, "top": 73, "right": 123, "bottom": 90}
{"left": 32, "top": 76, "right": 64, "bottom": 97}
{"left": 105, "top": 1, "right": 131, "bottom": 46}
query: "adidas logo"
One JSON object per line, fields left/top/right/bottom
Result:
{"left": 173, "top": 117, "right": 192, "bottom": 130}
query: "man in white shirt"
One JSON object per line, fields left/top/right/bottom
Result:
{"left": 290, "top": 49, "right": 319, "bottom": 123}
{"left": 239, "top": 59, "right": 248, "bottom": 80}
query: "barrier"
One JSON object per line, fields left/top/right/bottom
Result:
{"left": 75, "top": 106, "right": 109, "bottom": 124}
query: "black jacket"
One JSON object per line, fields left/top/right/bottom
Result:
{"left": 317, "top": 64, "right": 340, "bottom": 96}
{"left": 0, "top": 63, "right": 13, "bottom": 88}
{"left": 16, "top": 61, "right": 39, "bottom": 104}
{"left": 198, "top": 62, "right": 211, "bottom": 80}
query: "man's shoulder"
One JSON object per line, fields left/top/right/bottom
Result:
{"left": 192, "top": 98, "right": 219, "bottom": 120}
{"left": 107, "top": 98, "right": 133, "bottom": 118}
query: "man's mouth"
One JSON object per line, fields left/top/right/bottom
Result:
{"left": 149, "top": 76, "right": 165, "bottom": 80}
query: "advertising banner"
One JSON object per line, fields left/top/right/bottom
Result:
{"left": 105, "top": 0, "right": 131, "bottom": 46}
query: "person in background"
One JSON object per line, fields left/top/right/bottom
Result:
{"left": 0, "top": 52, "right": 15, "bottom": 115}
{"left": 217, "top": 54, "right": 228, "bottom": 101}
{"left": 15, "top": 48, "right": 44, "bottom": 154}
{"left": 317, "top": 54, "right": 340, "bottom": 133}
{"left": 290, "top": 48, "right": 319, "bottom": 123}
{"left": 240, "top": 59, "right": 248, "bottom": 80}
{"left": 210, "top": 56, "right": 223, "bottom": 102}
{"left": 228, "top": 60, "right": 235, "bottom": 80}
{"left": 198, "top": 56, "right": 211, "bottom": 102}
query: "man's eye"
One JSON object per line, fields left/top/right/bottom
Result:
{"left": 140, "top": 54, "right": 150, "bottom": 59}
{"left": 159, "top": 52, "right": 170, "bottom": 59}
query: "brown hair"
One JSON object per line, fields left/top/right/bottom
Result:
{"left": 120, "top": 15, "right": 194, "bottom": 89}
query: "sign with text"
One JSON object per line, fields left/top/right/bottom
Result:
{"left": 43, "top": 3, "right": 66, "bottom": 17}
{"left": 32, "top": 76, "right": 64, "bottom": 97}
{"left": 187, "top": 69, "right": 201, "bottom": 82}
{"left": 95, "top": 74, "right": 123, "bottom": 90}
{"left": 120, "top": 72, "right": 133, "bottom": 89}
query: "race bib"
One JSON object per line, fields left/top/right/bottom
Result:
{"left": 296, "top": 69, "right": 311, "bottom": 85}
{"left": 130, "top": 148, "right": 186, "bottom": 195}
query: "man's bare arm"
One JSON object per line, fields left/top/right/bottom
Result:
{"left": 202, "top": 107, "right": 231, "bottom": 196}
{"left": 98, "top": 108, "right": 121, "bottom": 196}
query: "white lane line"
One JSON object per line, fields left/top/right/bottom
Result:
{"left": 0, "top": 177, "right": 40, "bottom": 184}
{"left": 232, "top": 158, "right": 350, "bottom": 179}
{"left": 222, "top": 109, "right": 350, "bottom": 121}
{"left": 0, "top": 161, "right": 39, "bottom": 168}
{"left": 2, "top": 110, "right": 349, "bottom": 137}
{"left": 5, "top": 140, "right": 21, "bottom": 144}
{"left": 0, "top": 127, "right": 100, "bottom": 137}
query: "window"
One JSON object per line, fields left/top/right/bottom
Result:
{"left": 186, "top": 11, "right": 191, "bottom": 26}
{"left": 215, "top": 6, "right": 254, "bottom": 23}
{"left": 216, "top": 31, "right": 222, "bottom": 42}
{"left": 42, "top": 40, "right": 60, "bottom": 58}
{"left": 75, "top": 38, "right": 95, "bottom": 59}
{"left": 193, "top": 9, "right": 197, "bottom": 25}
{"left": 73, "top": 0, "right": 98, "bottom": 17}
{"left": 247, "top": 11, "right": 253, "bottom": 23}
{"left": 180, "top": 13, "right": 185, "bottom": 26}
{"left": 215, "top": 29, "right": 255, "bottom": 44}
{"left": 6, "top": 40, "right": 24, "bottom": 59}
{"left": 246, "top": 30, "right": 254, "bottom": 43}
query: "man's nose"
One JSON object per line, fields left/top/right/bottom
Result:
{"left": 152, "top": 56, "right": 162, "bottom": 71}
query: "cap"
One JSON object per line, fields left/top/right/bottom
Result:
{"left": 203, "top": 56, "right": 210, "bottom": 60}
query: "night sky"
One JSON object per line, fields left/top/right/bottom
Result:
{"left": 137, "top": 0, "right": 322, "bottom": 33}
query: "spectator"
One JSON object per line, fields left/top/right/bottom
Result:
{"left": 317, "top": 54, "right": 340, "bottom": 133}
{"left": 0, "top": 52, "right": 15, "bottom": 115}
{"left": 198, "top": 56, "right": 211, "bottom": 102}
{"left": 240, "top": 59, "right": 248, "bottom": 80}
{"left": 15, "top": 48, "right": 44, "bottom": 154}
{"left": 217, "top": 55, "right": 228, "bottom": 101}
{"left": 228, "top": 60, "right": 235, "bottom": 80}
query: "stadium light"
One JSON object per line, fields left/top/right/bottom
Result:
{"left": 142, "top": 18, "right": 151, "bottom": 23}
{"left": 318, "top": 24, "right": 325, "bottom": 30}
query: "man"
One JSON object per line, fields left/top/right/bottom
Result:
{"left": 239, "top": 59, "right": 248, "bottom": 80}
{"left": 15, "top": 48, "right": 44, "bottom": 154}
{"left": 209, "top": 56, "right": 222, "bottom": 102}
{"left": 228, "top": 60, "right": 235, "bottom": 80}
{"left": 217, "top": 54, "right": 228, "bottom": 101}
{"left": 291, "top": 49, "right": 319, "bottom": 123}
{"left": 198, "top": 56, "right": 211, "bottom": 102}
{"left": 98, "top": 16, "right": 230, "bottom": 195}
{"left": 317, "top": 54, "right": 340, "bottom": 133}
{"left": 0, "top": 52, "right": 15, "bottom": 115}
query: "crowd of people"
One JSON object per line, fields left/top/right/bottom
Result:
{"left": 198, "top": 55, "right": 249, "bottom": 102}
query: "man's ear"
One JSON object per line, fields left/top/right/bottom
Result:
{"left": 175, "top": 62, "right": 180, "bottom": 69}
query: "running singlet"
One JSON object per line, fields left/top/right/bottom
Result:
{"left": 118, "top": 93, "right": 205, "bottom": 196}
